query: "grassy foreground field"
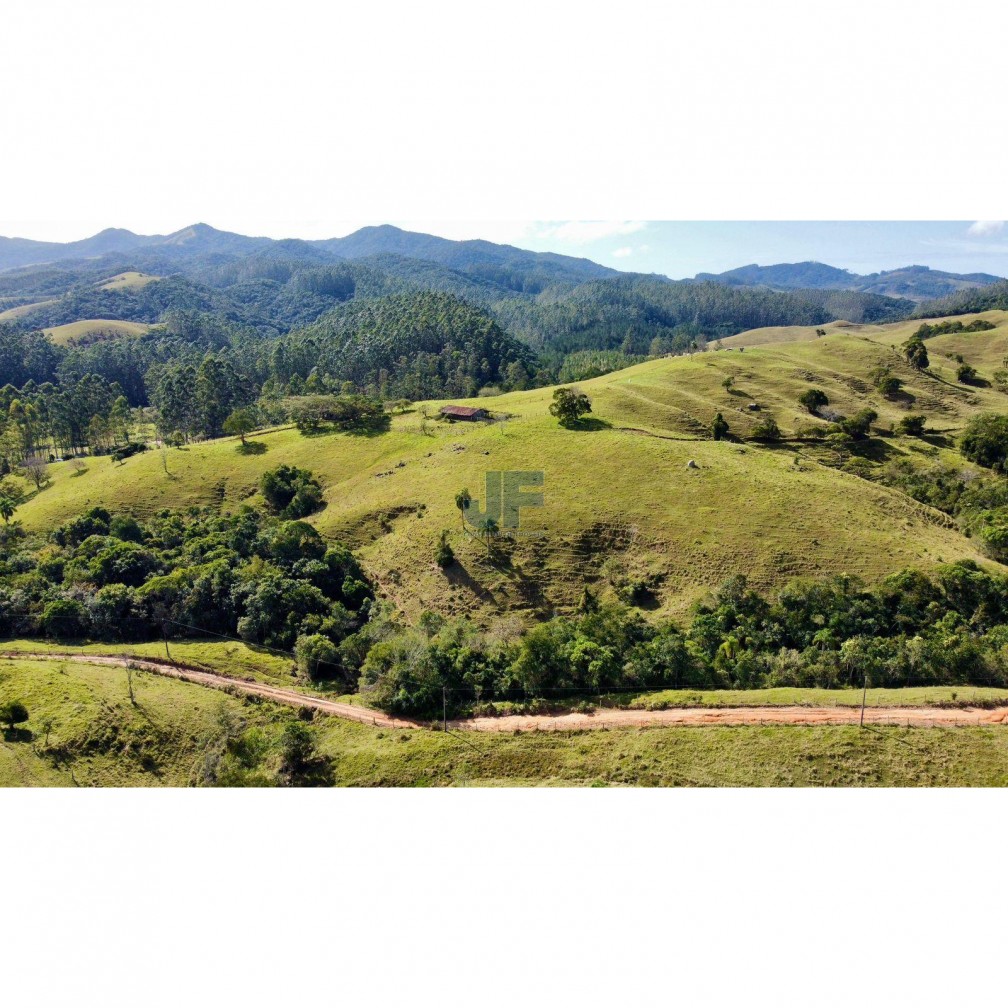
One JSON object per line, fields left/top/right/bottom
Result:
{"left": 0, "top": 639, "right": 369, "bottom": 702}
{"left": 5, "top": 655, "right": 1008, "bottom": 786}
{"left": 13, "top": 310, "right": 1008, "bottom": 624}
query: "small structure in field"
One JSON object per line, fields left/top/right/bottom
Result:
{"left": 440, "top": 405, "right": 489, "bottom": 422}
{"left": 687, "top": 459, "right": 698, "bottom": 469}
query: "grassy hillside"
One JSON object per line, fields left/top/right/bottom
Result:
{"left": 13, "top": 310, "right": 1008, "bottom": 625}
{"left": 716, "top": 311, "right": 1008, "bottom": 423}
{"left": 98, "top": 271, "right": 159, "bottom": 290}
{"left": 719, "top": 320, "right": 856, "bottom": 347}
{"left": 0, "top": 655, "right": 262, "bottom": 786}
{"left": 7, "top": 654, "right": 1008, "bottom": 786}
{"left": 0, "top": 297, "right": 59, "bottom": 321}
{"left": 0, "top": 274, "right": 158, "bottom": 329}
{"left": 43, "top": 318, "right": 150, "bottom": 345}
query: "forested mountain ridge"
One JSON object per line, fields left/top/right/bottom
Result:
{"left": 5, "top": 222, "right": 1001, "bottom": 307}
{"left": 0, "top": 223, "right": 275, "bottom": 272}
{"left": 0, "top": 222, "right": 613, "bottom": 283}
{"left": 913, "top": 280, "right": 1008, "bottom": 319}
{"left": 694, "top": 261, "right": 1004, "bottom": 301}
{"left": 490, "top": 276, "right": 910, "bottom": 361}
{"left": 0, "top": 227, "right": 159, "bottom": 271}
{"left": 315, "top": 225, "right": 618, "bottom": 289}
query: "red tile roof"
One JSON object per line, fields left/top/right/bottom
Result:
{"left": 440, "top": 405, "right": 486, "bottom": 418}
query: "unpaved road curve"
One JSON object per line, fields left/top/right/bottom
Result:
{"left": 0, "top": 652, "right": 424, "bottom": 731}
{"left": 5, "top": 652, "right": 1008, "bottom": 732}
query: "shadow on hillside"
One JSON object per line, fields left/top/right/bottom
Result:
{"left": 921, "top": 432, "right": 954, "bottom": 449}
{"left": 2, "top": 727, "right": 33, "bottom": 743}
{"left": 852, "top": 438, "right": 903, "bottom": 464}
{"left": 129, "top": 698, "right": 158, "bottom": 725}
{"left": 298, "top": 420, "right": 391, "bottom": 439}
{"left": 237, "top": 440, "right": 268, "bottom": 455}
{"left": 562, "top": 417, "right": 612, "bottom": 432}
{"left": 442, "top": 559, "right": 496, "bottom": 602}
{"left": 485, "top": 541, "right": 514, "bottom": 568}
{"left": 629, "top": 590, "right": 662, "bottom": 611}
{"left": 752, "top": 439, "right": 809, "bottom": 452}
{"left": 887, "top": 389, "right": 916, "bottom": 407}
{"left": 925, "top": 370, "right": 975, "bottom": 394}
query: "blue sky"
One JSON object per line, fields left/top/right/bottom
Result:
{"left": 440, "top": 220, "right": 1008, "bottom": 279}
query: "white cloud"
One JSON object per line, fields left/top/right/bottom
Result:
{"left": 535, "top": 220, "right": 647, "bottom": 245}
{"left": 612, "top": 246, "right": 634, "bottom": 257}
{"left": 968, "top": 221, "right": 1005, "bottom": 237}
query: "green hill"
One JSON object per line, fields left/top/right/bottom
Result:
{"left": 14, "top": 310, "right": 1008, "bottom": 625}
{"left": 43, "top": 318, "right": 150, "bottom": 346}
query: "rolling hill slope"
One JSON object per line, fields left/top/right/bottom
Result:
{"left": 14, "top": 311, "right": 1008, "bottom": 625}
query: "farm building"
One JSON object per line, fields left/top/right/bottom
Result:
{"left": 440, "top": 405, "right": 489, "bottom": 422}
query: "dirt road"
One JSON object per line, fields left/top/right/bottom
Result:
{"left": 458, "top": 705, "right": 1008, "bottom": 731}
{"left": 0, "top": 651, "right": 422, "bottom": 730}
{"left": 5, "top": 651, "right": 1008, "bottom": 732}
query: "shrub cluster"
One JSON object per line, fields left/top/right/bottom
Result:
{"left": 260, "top": 464, "right": 324, "bottom": 519}
{"left": 912, "top": 319, "right": 996, "bottom": 339}
{"left": 289, "top": 394, "right": 389, "bottom": 435}
{"left": 0, "top": 504, "right": 372, "bottom": 660}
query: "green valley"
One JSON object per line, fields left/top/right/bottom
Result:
{"left": 4, "top": 223, "right": 1008, "bottom": 786}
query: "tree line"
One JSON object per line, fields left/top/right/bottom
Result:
{"left": 0, "top": 476, "right": 372, "bottom": 654}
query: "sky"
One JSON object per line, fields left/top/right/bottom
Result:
{"left": 2, "top": 219, "right": 1006, "bottom": 280}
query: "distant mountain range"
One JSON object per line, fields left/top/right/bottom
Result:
{"left": 3, "top": 224, "right": 1002, "bottom": 304}
{"left": 0, "top": 222, "right": 617, "bottom": 286}
{"left": 2, "top": 223, "right": 1005, "bottom": 378}
{"left": 692, "top": 261, "right": 1004, "bottom": 302}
